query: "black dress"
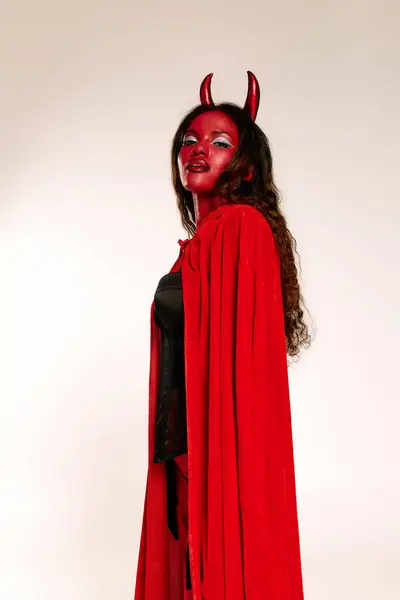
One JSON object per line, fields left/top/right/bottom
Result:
{"left": 152, "top": 270, "right": 191, "bottom": 590}
{"left": 153, "top": 270, "right": 187, "bottom": 463}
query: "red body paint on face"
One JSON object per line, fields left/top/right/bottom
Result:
{"left": 178, "top": 111, "right": 239, "bottom": 196}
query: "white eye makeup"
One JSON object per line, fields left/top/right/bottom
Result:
{"left": 182, "top": 134, "right": 198, "bottom": 145}
{"left": 182, "top": 133, "right": 235, "bottom": 148}
{"left": 212, "top": 136, "right": 234, "bottom": 148}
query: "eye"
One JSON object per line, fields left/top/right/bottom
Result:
{"left": 182, "top": 134, "right": 197, "bottom": 146}
{"left": 212, "top": 136, "right": 234, "bottom": 149}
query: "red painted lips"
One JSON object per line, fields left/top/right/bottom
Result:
{"left": 186, "top": 158, "right": 210, "bottom": 172}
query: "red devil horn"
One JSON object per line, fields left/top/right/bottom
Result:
{"left": 243, "top": 71, "right": 260, "bottom": 121}
{"left": 200, "top": 73, "right": 215, "bottom": 106}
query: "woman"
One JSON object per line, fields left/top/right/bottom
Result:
{"left": 134, "top": 72, "right": 311, "bottom": 600}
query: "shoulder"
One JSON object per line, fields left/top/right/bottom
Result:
{"left": 184, "top": 203, "right": 278, "bottom": 267}
{"left": 220, "top": 203, "right": 270, "bottom": 228}
{"left": 200, "top": 203, "right": 273, "bottom": 240}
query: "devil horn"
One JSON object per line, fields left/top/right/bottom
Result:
{"left": 200, "top": 73, "right": 215, "bottom": 106}
{"left": 243, "top": 71, "right": 260, "bottom": 121}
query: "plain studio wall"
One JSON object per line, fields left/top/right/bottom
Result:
{"left": 1, "top": 1, "right": 399, "bottom": 599}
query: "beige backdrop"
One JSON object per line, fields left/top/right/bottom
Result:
{"left": 1, "top": 1, "right": 399, "bottom": 599}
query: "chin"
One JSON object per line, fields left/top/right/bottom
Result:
{"left": 183, "top": 174, "right": 216, "bottom": 195}
{"left": 186, "top": 186, "right": 215, "bottom": 195}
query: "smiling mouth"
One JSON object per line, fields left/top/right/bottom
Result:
{"left": 186, "top": 159, "right": 210, "bottom": 172}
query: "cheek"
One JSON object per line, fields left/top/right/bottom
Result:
{"left": 178, "top": 146, "right": 191, "bottom": 164}
{"left": 212, "top": 148, "right": 236, "bottom": 174}
{"left": 177, "top": 152, "right": 187, "bottom": 182}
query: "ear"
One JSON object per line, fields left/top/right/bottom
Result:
{"left": 242, "top": 166, "right": 254, "bottom": 182}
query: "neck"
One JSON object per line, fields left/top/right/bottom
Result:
{"left": 193, "top": 194, "right": 229, "bottom": 228}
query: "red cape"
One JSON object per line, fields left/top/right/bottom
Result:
{"left": 134, "top": 204, "right": 304, "bottom": 599}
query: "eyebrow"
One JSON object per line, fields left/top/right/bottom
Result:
{"left": 211, "top": 129, "right": 232, "bottom": 138}
{"left": 184, "top": 128, "right": 234, "bottom": 140}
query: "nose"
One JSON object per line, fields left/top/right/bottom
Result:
{"left": 190, "top": 141, "right": 208, "bottom": 157}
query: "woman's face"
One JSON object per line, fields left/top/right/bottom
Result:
{"left": 178, "top": 111, "right": 239, "bottom": 195}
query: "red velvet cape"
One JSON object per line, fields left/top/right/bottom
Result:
{"left": 134, "top": 203, "right": 304, "bottom": 599}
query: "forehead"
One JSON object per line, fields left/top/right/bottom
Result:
{"left": 186, "top": 110, "right": 238, "bottom": 135}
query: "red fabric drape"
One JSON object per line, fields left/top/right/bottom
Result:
{"left": 134, "top": 203, "right": 304, "bottom": 600}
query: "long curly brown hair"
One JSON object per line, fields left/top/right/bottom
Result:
{"left": 171, "top": 103, "right": 312, "bottom": 359}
